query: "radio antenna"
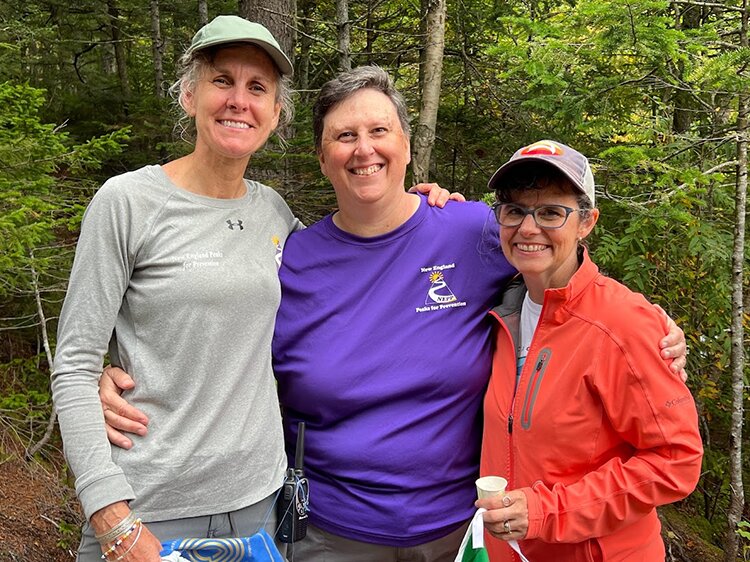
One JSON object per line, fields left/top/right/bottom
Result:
{"left": 295, "top": 422, "right": 305, "bottom": 472}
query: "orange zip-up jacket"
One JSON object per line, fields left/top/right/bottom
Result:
{"left": 480, "top": 251, "right": 703, "bottom": 562}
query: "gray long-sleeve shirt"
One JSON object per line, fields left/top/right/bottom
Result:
{"left": 52, "top": 165, "right": 302, "bottom": 521}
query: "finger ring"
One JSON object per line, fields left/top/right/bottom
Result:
{"left": 503, "top": 520, "right": 511, "bottom": 534}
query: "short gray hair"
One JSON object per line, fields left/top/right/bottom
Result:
{"left": 168, "top": 43, "right": 294, "bottom": 144}
{"left": 312, "top": 65, "right": 411, "bottom": 151}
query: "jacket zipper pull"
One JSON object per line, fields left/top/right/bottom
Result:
{"left": 536, "top": 350, "right": 549, "bottom": 371}
{"left": 508, "top": 414, "right": 513, "bottom": 434}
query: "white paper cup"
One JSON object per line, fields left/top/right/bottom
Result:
{"left": 475, "top": 476, "right": 508, "bottom": 499}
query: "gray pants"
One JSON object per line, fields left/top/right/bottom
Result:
{"left": 286, "top": 520, "right": 469, "bottom": 562}
{"left": 76, "top": 492, "right": 284, "bottom": 561}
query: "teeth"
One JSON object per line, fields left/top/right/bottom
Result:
{"left": 351, "top": 164, "right": 383, "bottom": 176}
{"left": 517, "top": 244, "right": 546, "bottom": 252}
{"left": 220, "top": 120, "right": 250, "bottom": 129}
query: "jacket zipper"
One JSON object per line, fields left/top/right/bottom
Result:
{"left": 520, "top": 348, "right": 551, "bottom": 430}
{"left": 492, "top": 307, "right": 520, "bottom": 560}
{"left": 495, "top": 317, "right": 516, "bottom": 499}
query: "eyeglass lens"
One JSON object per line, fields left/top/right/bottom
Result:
{"left": 495, "top": 204, "right": 572, "bottom": 228}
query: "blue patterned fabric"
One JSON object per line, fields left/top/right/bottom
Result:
{"left": 160, "top": 529, "right": 284, "bottom": 562}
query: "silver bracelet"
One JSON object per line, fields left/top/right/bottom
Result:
{"left": 110, "top": 521, "right": 143, "bottom": 562}
{"left": 95, "top": 511, "right": 137, "bottom": 546}
{"left": 100, "top": 519, "right": 141, "bottom": 560}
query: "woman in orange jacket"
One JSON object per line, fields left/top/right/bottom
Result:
{"left": 477, "top": 140, "right": 703, "bottom": 561}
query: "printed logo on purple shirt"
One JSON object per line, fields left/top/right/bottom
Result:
{"left": 416, "top": 263, "right": 467, "bottom": 313}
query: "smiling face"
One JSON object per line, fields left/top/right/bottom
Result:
{"left": 183, "top": 44, "right": 281, "bottom": 162}
{"left": 317, "top": 88, "right": 411, "bottom": 208}
{"left": 499, "top": 182, "right": 599, "bottom": 296}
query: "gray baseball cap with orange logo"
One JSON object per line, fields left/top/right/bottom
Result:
{"left": 488, "top": 140, "right": 596, "bottom": 205}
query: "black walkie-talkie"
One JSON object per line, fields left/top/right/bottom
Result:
{"left": 277, "top": 422, "right": 309, "bottom": 543}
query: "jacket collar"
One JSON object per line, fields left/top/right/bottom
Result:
{"left": 543, "top": 246, "right": 599, "bottom": 307}
{"left": 490, "top": 274, "right": 526, "bottom": 319}
{"left": 489, "top": 247, "right": 600, "bottom": 319}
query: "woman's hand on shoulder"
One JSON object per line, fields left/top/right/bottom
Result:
{"left": 653, "top": 304, "right": 688, "bottom": 382}
{"left": 476, "top": 489, "right": 529, "bottom": 541}
{"left": 100, "top": 366, "right": 150, "bottom": 449}
{"left": 409, "top": 183, "right": 466, "bottom": 207}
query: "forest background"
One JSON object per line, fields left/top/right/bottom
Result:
{"left": 0, "top": 0, "right": 748, "bottom": 560}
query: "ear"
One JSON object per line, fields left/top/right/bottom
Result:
{"left": 272, "top": 101, "right": 281, "bottom": 131}
{"left": 578, "top": 208, "right": 600, "bottom": 240}
{"left": 182, "top": 87, "right": 196, "bottom": 118}
{"left": 317, "top": 149, "right": 328, "bottom": 177}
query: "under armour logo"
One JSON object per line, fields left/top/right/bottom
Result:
{"left": 227, "top": 219, "right": 244, "bottom": 231}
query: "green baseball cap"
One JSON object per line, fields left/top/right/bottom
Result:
{"left": 187, "top": 15, "right": 293, "bottom": 76}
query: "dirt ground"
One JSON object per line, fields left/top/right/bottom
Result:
{"left": 0, "top": 451, "right": 81, "bottom": 562}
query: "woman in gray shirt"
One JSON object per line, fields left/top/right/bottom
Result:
{"left": 52, "top": 16, "right": 300, "bottom": 561}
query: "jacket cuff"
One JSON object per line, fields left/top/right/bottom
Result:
{"left": 522, "top": 485, "right": 543, "bottom": 540}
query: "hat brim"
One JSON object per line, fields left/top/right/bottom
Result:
{"left": 188, "top": 38, "right": 293, "bottom": 76}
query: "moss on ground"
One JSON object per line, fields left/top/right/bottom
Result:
{"left": 661, "top": 503, "right": 726, "bottom": 562}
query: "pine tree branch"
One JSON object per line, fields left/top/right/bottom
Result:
{"left": 25, "top": 252, "right": 57, "bottom": 460}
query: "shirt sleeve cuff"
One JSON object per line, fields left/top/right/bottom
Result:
{"left": 78, "top": 473, "right": 136, "bottom": 521}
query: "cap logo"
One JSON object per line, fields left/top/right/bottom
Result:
{"left": 520, "top": 141, "right": 563, "bottom": 156}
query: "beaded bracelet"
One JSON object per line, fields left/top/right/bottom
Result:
{"left": 100, "top": 518, "right": 141, "bottom": 560}
{"left": 110, "top": 521, "right": 143, "bottom": 562}
{"left": 95, "top": 511, "right": 138, "bottom": 546}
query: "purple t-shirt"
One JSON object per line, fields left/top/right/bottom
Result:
{"left": 273, "top": 196, "right": 515, "bottom": 546}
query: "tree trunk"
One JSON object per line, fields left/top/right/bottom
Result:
{"left": 150, "top": 0, "right": 165, "bottom": 98}
{"left": 336, "top": 0, "right": 351, "bottom": 71}
{"left": 725, "top": 2, "right": 748, "bottom": 561}
{"left": 671, "top": 2, "right": 701, "bottom": 134}
{"left": 365, "top": 1, "right": 375, "bottom": 65}
{"left": 297, "top": 0, "right": 315, "bottom": 97}
{"left": 412, "top": 0, "right": 446, "bottom": 183}
{"left": 239, "top": 0, "right": 296, "bottom": 67}
{"left": 417, "top": 0, "right": 428, "bottom": 98}
{"left": 198, "top": 0, "right": 209, "bottom": 26}
{"left": 107, "top": 0, "right": 131, "bottom": 101}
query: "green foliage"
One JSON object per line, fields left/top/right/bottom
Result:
{"left": 56, "top": 518, "right": 79, "bottom": 550}
{"left": 0, "top": 82, "right": 129, "bottom": 317}
{"left": 0, "top": 390, "right": 49, "bottom": 412}
{"left": 689, "top": 48, "right": 750, "bottom": 94}
{"left": 737, "top": 521, "right": 750, "bottom": 560}
{"left": 0, "top": 357, "right": 57, "bottom": 450}
{"left": 0, "top": 81, "right": 129, "bottom": 459}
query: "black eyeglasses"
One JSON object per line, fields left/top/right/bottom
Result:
{"left": 492, "top": 203, "right": 583, "bottom": 229}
